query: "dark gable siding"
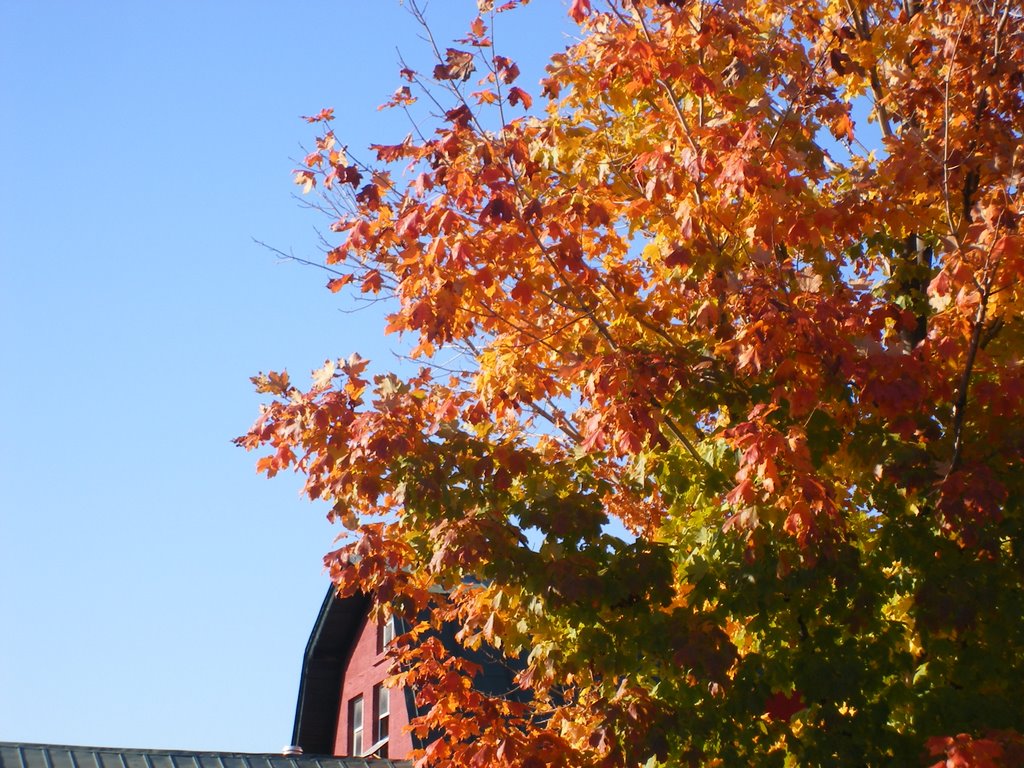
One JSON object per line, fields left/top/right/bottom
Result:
{"left": 291, "top": 590, "right": 371, "bottom": 755}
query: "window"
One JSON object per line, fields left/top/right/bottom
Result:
{"left": 349, "top": 695, "right": 363, "bottom": 757}
{"left": 377, "top": 615, "right": 395, "bottom": 653}
{"left": 373, "top": 683, "right": 390, "bottom": 757}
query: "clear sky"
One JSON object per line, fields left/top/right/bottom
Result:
{"left": 0, "top": 0, "right": 574, "bottom": 754}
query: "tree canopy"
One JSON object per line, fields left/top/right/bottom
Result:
{"left": 238, "top": 0, "right": 1024, "bottom": 764}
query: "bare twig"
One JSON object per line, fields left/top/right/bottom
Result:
{"left": 252, "top": 238, "right": 346, "bottom": 276}
{"left": 843, "top": 0, "right": 895, "bottom": 139}
{"left": 946, "top": 209, "right": 1005, "bottom": 477}
{"left": 947, "top": 282, "right": 990, "bottom": 476}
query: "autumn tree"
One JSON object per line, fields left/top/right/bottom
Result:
{"left": 238, "top": 0, "right": 1024, "bottom": 764}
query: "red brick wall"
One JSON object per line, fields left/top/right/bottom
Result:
{"left": 334, "top": 611, "right": 413, "bottom": 759}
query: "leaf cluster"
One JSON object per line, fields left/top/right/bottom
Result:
{"left": 241, "top": 0, "right": 1024, "bottom": 764}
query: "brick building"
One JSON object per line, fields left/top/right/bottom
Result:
{"left": 290, "top": 588, "right": 523, "bottom": 760}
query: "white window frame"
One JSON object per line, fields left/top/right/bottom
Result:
{"left": 349, "top": 695, "right": 363, "bottom": 757}
{"left": 371, "top": 683, "right": 390, "bottom": 757}
{"left": 378, "top": 615, "right": 395, "bottom": 652}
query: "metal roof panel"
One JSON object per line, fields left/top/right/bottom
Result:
{"left": 0, "top": 746, "right": 409, "bottom": 768}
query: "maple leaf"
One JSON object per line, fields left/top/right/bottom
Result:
{"left": 473, "top": 89, "right": 498, "bottom": 105}
{"left": 830, "top": 111, "right": 855, "bottom": 143}
{"left": 301, "top": 107, "right": 334, "bottom": 123}
{"left": 396, "top": 207, "right": 425, "bottom": 240}
{"left": 434, "top": 48, "right": 476, "bottom": 82}
{"left": 568, "top": 0, "right": 591, "bottom": 23}
{"left": 682, "top": 64, "right": 716, "bottom": 96}
{"left": 479, "top": 196, "right": 515, "bottom": 224}
{"left": 493, "top": 55, "right": 520, "bottom": 84}
{"left": 293, "top": 170, "right": 315, "bottom": 194}
{"left": 507, "top": 86, "right": 532, "bottom": 109}
{"left": 361, "top": 270, "right": 382, "bottom": 293}
{"left": 326, "top": 274, "right": 353, "bottom": 292}
{"left": 311, "top": 359, "right": 337, "bottom": 389}
{"left": 355, "top": 183, "right": 380, "bottom": 209}
{"left": 664, "top": 245, "right": 690, "bottom": 268}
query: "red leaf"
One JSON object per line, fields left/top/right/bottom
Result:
{"left": 830, "top": 50, "right": 852, "bottom": 75}
{"left": 511, "top": 280, "right": 533, "bottom": 304}
{"left": 355, "top": 184, "right": 380, "bottom": 210}
{"left": 830, "top": 112, "right": 855, "bottom": 142}
{"left": 764, "top": 690, "right": 805, "bottom": 721}
{"left": 396, "top": 208, "right": 425, "bottom": 240}
{"left": 569, "top": 0, "right": 591, "bottom": 22}
{"left": 683, "top": 65, "right": 716, "bottom": 96}
{"left": 302, "top": 108, "right": 334, "bottom": 123}
{"left": 494, "top": 55, "right": 520, "bottom": 84}
{"left": 412, "top": 172, "right": 434, "bottom": 197}
{"left": 508, "top": 86, "right": 533, "bottom": 109}
{"left": 725, "top": 478, "right": 755, "bottom": 506}
{"left": 327, "top": 274, "right": 353, "bottom": 293}
{"left": 480, "top": 197, "right": 516, "bottom": 224}
{"left": 434, "top": 48, "right": 476, "bottom": 81}
{"left": 410, "top": 299, "right": 433, "bottom": 329}
{"left": 665, "top": 246, "right": 690, "bottom": 268}
{"left": 361, "top": 270, "right": 383, "bottom": 293}
{"left": 720, "top": 152, "right": 750, "bottom": 186}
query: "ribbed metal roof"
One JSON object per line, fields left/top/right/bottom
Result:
{"left": 0, "top": 744, "right": 411, "bottom": 768}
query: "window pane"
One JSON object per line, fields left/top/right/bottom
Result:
{"left": 350, "top": 695, "right": 364, "bottom": 756}
{"left": 352, "top": 696, "right": 363, "bottom": 729}
{"left": 373, "top": 683, "right": 390, "bottom": 747}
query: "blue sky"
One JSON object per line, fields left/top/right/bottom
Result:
{"left": 0, "top": 0, "right": 573, "bottom": 753}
